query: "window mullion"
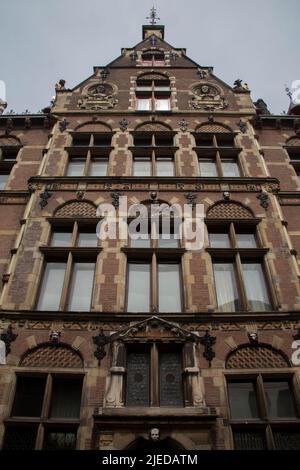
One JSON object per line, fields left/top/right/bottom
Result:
{"left": 229, "top": 222, "right": 237, "bottom": 248}
{"left": 151, "top": 343, "right": 159, "bottom": 406}
{"left": 72, "top": 221, "right": 79, "bottom": 247}
{"left": 59, "top": 252, "right": 73, "bottom": 310}
{"left": 215, "top": 150, "right": 223, "bottom": 177}
{"left": 152, "top": 149, "right": 156, "bottom": 176}
{"left": 257, "top": 374, "right": 268, "bottom": 419}
{"left": 235, "top": 253, "right": 249, "bottom": 311}
{"left": 35, "top": 423, "right": 44, "bottom": 450}
{"left": 266, "top": 424, "right": 275, "bottom": 450}
{"left": 41, "top": 374, "right": 52, "bottom": 419}
{"left": 84, "top": 149, "right": 91, "bottom": 176}
{"left": 152, "top": 252, "right": 158, "bottom": 312}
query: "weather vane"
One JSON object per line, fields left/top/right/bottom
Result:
{"left": 146, "top": 6, "right": 160, "bottom": 25}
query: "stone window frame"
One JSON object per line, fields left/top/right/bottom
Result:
{"left": 0, "top": 143, "right": 22, "bottom": 190}
{"left": 193, "top": 131, "right": 245, "bottom": 178}
{"left": 64, "top": 131, "right": 114, "bottom": 177}
{"left": 104, "top": 337, "right": 205, "bottom": 409}
{"left": 122, "top": 246, "right": 185, "bottom": 314}
{"left": 135, "top": 76, "right": 171, "bottom": 112}
{"left": 129, "top": 131, "right": 178, "bottom": 177}
{"left": 206, "top": 218, "right": 277, "bottom": 312}
{"left": 36, "top": 218, "right": 101, "bottom": 312}
{"left": 225, "top": 372, "right": 300, "bottom": 450}
{"left": 2, "top": 372, "right": 84, "bottom": 450}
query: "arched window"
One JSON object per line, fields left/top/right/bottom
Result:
{"left": 135, "top": 74, "right": 171, "bottom": 111}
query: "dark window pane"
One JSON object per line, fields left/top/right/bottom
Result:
{"left": 273, "top": 431, "right": 300, "bottom": 450}
{"left": 233, "top": 431, "right": 266, "bottom": 450}
{"left": 50, "top": 378, "right": 82, "bottom": 419}
{"left": 12, "top": 377, "right": 46, "bottom": 417}
{"left": 155, "top": 135, "right": 173, "bottom": 146}
{"left": 43, "top": 430, "right": 77, "bottom": 450}
{"left": 2, "top": 426, "right": 37, "bottom": 450}
{"left": 93, "top": 134, "right": 111, "bottom": 146}
{"left": 126, "top": 352, "right": 150, "bottom": 406}
{"left": 228, "top": 382, "right": 259, "bottom": 419}
{"left": 264, "top": 381, "right": 296, "bottom": 418}
{"left": 134, "top": 135, "right": 152, "bottom": 146}
{"left": 72, "top": 134, "right": 90, "bottom": 146}
{"left": 160, "top": 352, "right": 183, "bottom": 406}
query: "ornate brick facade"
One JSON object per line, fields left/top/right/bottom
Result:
{"left": 0, "top": 22, "right": 300, "bottom": 451}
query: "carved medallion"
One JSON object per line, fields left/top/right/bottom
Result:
{"left": 189, "top": 83, "right": 228, "bottom": 111}
{"left": 78, "top": 83, "right": 118, "bottom": 110}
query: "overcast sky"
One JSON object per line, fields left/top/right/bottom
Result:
{"left": 0, "top": 0, "right": 298, "bottom": 114}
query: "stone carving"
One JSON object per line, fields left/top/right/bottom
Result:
{"left": 0, "top": 325, "right": 17, "bottom": 356}
{"left": 178, "top": 119, "right": 189, "bottom": 132}
{"left": 93, "top": 328, "right": 109, "bottom": 364}
{"left": 189, "top": 84, "right": 228, "bottom": 111}
{"left": 119, "top": 118, "right": 129, "bottom": 131}
{"left": 199, "top": 330, "right": 216, "bottom": 365}
{"left": 78, "top": 83, "right": 118, "bottom": 110}
{"left": 150, "top": 428, "right": 160, "bottom": 441}
{"left": 39, "top": 189, "right": 52, "bottom": 209}
{"left": 257, "top": 191, "right": 269, "bottom": 209}
{"left": 233, "top": 79, "right": 249, "bottom": 91}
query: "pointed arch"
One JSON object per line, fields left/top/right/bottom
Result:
{"left": 226, "top": 343, "right": 290, "bottom": 369}
{"left": 207, "top": 200, "right": 254, "bottom": 219}
{"left": 20, "top": 342, "right": 84, "bottom": 368}
{"left": 54, "top": 199, "right": 97, "bottom": 218}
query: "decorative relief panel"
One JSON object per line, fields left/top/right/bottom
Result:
{"left": 207, "top": 201, "right": 253, "bottom": 219}
{"left": 189, "top": 84, "right": 228, "bottom": 111}
{"left": 78, "top": 83, "right": 118, "bottom": 110}
{"left": 54, "top": 200, "right": 97, "bottom": 218}
{"left": 20, "top": 344, "right": 83, "bottom": 368}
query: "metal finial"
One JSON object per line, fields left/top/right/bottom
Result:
{"left": 146, "top": 6, "right": 160, "bottom": 25}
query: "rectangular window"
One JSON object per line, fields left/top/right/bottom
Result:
{"left": 222, "top": 159, "right": 240, "bottom": 177}
{"left": 242, "top": 263, "right": 271, "bottom": 311}
{"left": 228, "top": 382, "right": 259, "bottom": 419}
{"left": 2, "top": 426, "right": 38, "bottom": 451}
{"left": 156, "top": 157, "right": 174, "bottom": 176}
{"left": 89, "top": 158, "right": 108, "bottom": 176}
{"left": 51, "top": 231, "right": 72, "bottom": 247}
{"left": 236, "top": 233, "right": 257, "bottom": 248}
{"left": 155, "top": 98, "right": 170, "bottom": 111}
{"left": 159, "top": 351, "right": 183, "bottom": 406}
{"left": 0, "top": 173, "right": 9, "bottom": 190}
{"left": 67, "top": 158, "right": 85, "bottom": 177}
{"left": 12, "top": 377, "right": 46, "bottom": 417}
{"left": 209, "top": 232, "right": 231, "bottom": 248}
{"left": 133, "top": 157, "right": 152, "bottom": 176}
{"left": 50, "top": 378, "right": 82, "bottom": 419}
{"left": 137, "top": 98, "right": 151, "bottom": 111}
{"left": 158, "top": 263, "right": 181, "bottom": 312}
{"left": 125, "top": 346, "right": 184, "bottom": 408}
{"left": 37, "top": 262, "right": 67, "bottom": 311}
{"left": 67, "top": 262, "right": 95, "bottom": 311}
{"left": 199, "top": 159, "right": 217, "bottom": 177}
{"left": 227, "top": 376, "right": 299, "bottom": 450}
{"left": 127, "top": 263, "right": 151, "bottom": 312}
{"left": 264, "top": 381, "right": 296, "bottom": 418}
{"left": 77, "top": 230, "right": 98, "bottom": 247}
{"left": 213, "top": 262, "right": 240, "bottom": 312}
{"left": 126, "top": 351, "right": 150, "bottom": 407}
{"left": 43, "top": 430, "right": 77, "bottom": 450}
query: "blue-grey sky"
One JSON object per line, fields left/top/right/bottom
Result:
{"left": 0, "top": 0, "right": 298, "bottom": 114}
